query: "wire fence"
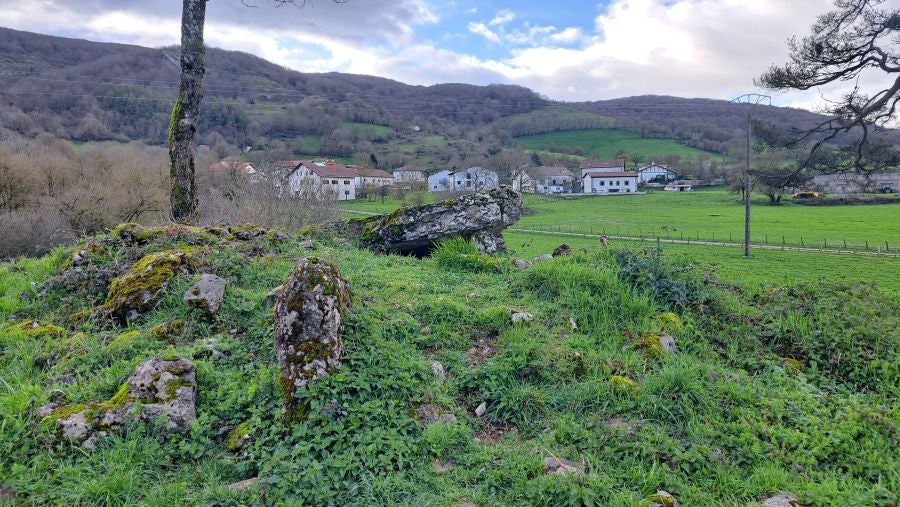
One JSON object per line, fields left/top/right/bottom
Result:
{"left": 508, "top": 223, "right": 900, "bottom": 258}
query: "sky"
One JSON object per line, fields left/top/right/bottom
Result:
{"left": 0, "top": 0, "right": 894, "bottom": 109}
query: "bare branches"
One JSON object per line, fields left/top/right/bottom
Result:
{"left": 757, "top": 0, "right": 900, "bottom": 174}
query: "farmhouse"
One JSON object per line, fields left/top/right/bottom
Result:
{"left": 513, "top": 166, "right": 574, "bottom": 194}
{"left": 582, "top": 171, "right": 639, "bottom": 194}
{"left": 392, "top": 165, "right": 428, "bottom": 183}
{"left": 208, "top": 160, "right": 259, "bottom": 176}
{"left": 283, "top": 160, "right": 358, "bottom": 201}
{"left": 428, "top": 167, "right": 498, "bottom": 192}
{"left": 354, "top": 167, "right": 394, "bottom": 188}
{"left": 637, "top": 162, "right": 678, "bottom": 183}
{"left": 579, "top": 159, "right": 626, "bottom": 177}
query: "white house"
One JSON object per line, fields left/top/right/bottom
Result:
{"left": 353, "top": 166, "right": 395, "bottom": 188}
{"left": 428, "top": 167, "right": 498, "bottom": 192}
{"left": 284, "top": 160, "right": 358, "bottom": 201}
{"left": 637, "top": 162, "right": 678, "bottom": 183}
{"left": 579, "top": 159, "right": 626, "bottom": 178}
{"left": 392, "top": 165, "right": 428, "bottom": 183}
{"left": 582, "top": 171, "right": 639, "bottom": 194}
{"left": 513, "top": 166, "right": 574, "bottom": 194}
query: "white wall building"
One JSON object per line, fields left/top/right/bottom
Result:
{"left": 637, "top": 162, "right": 678, "bottom": 183}
{"left": 428, "top": 167, "right": 498, "bottom": 192}
{"left": 392, "top": 165, "right": 428, "bottom": 183}
{"left": 284, "top": 160, "right": 358, "bottom": 201}
{"left": 579, "top": 159, "right": 627, "bottom": 178}
{"left": 513, "top": 166, "right": 574, "bottom": 194}
{"left": 582, "top": 171, "right": 639, "bottom": 194}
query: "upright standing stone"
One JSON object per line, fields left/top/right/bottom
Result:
{"left": 274, "top": 257, "right": 351, "bottom": 424}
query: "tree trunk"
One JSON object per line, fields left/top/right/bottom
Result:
{"left": 168, "top": 0, "right": 206, "bottom": 223}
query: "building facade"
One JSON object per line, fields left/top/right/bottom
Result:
{"left": 582, "top": 171, "right": 639, "bottom": 194}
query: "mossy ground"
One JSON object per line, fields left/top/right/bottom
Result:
{"left": 0, "top": 228, "right": 897, "bottom": 505}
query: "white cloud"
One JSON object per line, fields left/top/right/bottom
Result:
{"left": 2, "top": 0, "right": 884, "bottom": 110}
{"left": 467, "top": 22, "right": 501, "bottom": 43}
{"left": 488, "top": 9, "right": 516, "bottom": 26}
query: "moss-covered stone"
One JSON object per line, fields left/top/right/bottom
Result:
{"left": 228, "top": 225, "right": 266, "bottom": 241}
{"left": 150, "top": 320, "right": 187, "bottom": 342}
{"left": 103, "top": 250, "right": 193, "bottom": 320}
{"left": 657, "top": 312, "right": 684, "bottom": 332}
{"left": 113, "top": 223, "right": 208, "bottom": 245}
{"left": 226, "top": 420, "right": 251, "bottom": 451}
{"left": 611, "top": 375, "right": 637, "bottom": 392}
{"left": 12, "top": 320, "right": 66, "bottom": 339}
{"left": 274, "top": 257, "right": 352, "bottom": 425}
{"left": 106, "top": 330, "right": 140, "bottom": 351}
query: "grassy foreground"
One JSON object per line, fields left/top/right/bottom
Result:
{"left": 0, "top": 228, "right": 897, "bottom": 506}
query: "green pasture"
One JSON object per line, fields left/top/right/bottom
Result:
{"left": 515, "top": 128, "right": 718, "bottom": 161}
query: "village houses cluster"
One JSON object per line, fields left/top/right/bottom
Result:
{"left": 209, "top": 157, "right": 682, "bottom": 201}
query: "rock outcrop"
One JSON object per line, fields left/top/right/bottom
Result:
{"left": 274, "top": 257, "right": 352, "bottom": 424}
{"left": 349, "top": 187, "right": 523, "bottom": 256}
{"left": 41, "top": 356, "right": 197, "bottom": 447}
{"left": 103, "top": 250, "right": 193, "bottom": 321}
{"left": 183, "top": 274, "right": 227, "bottom": 315}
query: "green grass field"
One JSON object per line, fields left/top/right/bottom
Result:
{"left": 339, "top": 188, "right": 900, "bottom": 292}
{"left": 343, "top": 121, "right": 393, "bottom": 138}
{"left": 1, "top": 226, "right": 897, "bottom": 505}
{"left": 517, "top": 188, "right": 900, "bottom": 250}
{"left": 515, "top": 128, "right": 718, "bottom": 161}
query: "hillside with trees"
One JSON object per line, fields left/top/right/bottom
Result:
{"left": 3, "top": 27, "right": 896, "bottom": 170}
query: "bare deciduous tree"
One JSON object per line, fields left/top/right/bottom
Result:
{"left": 757, "top": 0, "right": 900, "bottom": 172}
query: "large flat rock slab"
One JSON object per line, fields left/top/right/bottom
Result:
{"left": 349, "top": 187, "right": 523, "bottom": 256}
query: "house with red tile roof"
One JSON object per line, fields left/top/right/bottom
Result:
{"left": 282, "top": 160, "right": 359, "bottom": 201}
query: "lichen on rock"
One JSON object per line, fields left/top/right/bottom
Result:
{"left": 274, "top": 257, "right": 352, "bottom": 424}
{"left": 11, "top": 320, "right": 67, "bottom": 339}
{"left": 103, "top": 250, "right": 193, "bottom": 321}
{"left": 41, "top": 356, "right": 197, "bottom": 446}
{"left": 345, "top": 186, "right": 522, "bottom": 257}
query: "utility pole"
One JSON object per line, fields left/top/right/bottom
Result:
{"left": 731, "top": 94, "right": 771, "bottom": 257}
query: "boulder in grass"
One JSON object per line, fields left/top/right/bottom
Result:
{"left": 41, "top": 356, "right": 197, "bottom": 447}
{"left": 103, "top": 250, "right": 193, "bottom": 321}
{"left": 348, "top": 187, "right": 522, "bottom": 257}
{"left": 274, "top": 257, "right": 352, "bottom": 424}
{"left": 183, "top": 274, "right": 227, "bottom": 315}
{"left": 542, "top": 457, "right": 584, "bottom": 476}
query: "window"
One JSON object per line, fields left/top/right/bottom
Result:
{"left": 344, "top": 180, "right": 350, "bottom": 184}
{"left": 344, "top": 190, "right": 349, "bottom": 196}
{"left": 331, "top": 180, "right": 338, "bottom": 184}
{"left": 600, "top": 180, "right": 605, "bottom": 186}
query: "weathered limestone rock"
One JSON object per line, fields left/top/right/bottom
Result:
{"left": 513, "top": 259, "right": 531, "bottom": 269}
{"left": 183, "top": 274, "right": 227, "bottom": 315}
{"left": 263, "top": 285, "right": 283, "bottom": 308}
{"left": 542, "top": 457, "right": 584, "bottom": 476}
{"left": 511, "top": 311, "right": 534, "bottom": 324}
{"left": 470, "top": 230, "right": 505, "bottom": 255}
{"left": 224, "top": 477, "right": 258, "bottom": 493}
{"left": 430, "top": 361, "right": 447, "bottom": 381}
{"left": 474, "top": 401, "right": 488, "bottom": 417}
{"left": 659, "top": 335, "right": 677, "bottom": 353}
{"left": 415, "top": 404, "right": 458, "bottom": 424}
{"left": 274, "top": 257, "right": 351, "bottom": 424}
{"left": 103, "top": 250, "right": 192, "bottom": 321}
{"left": 761, "top": 493, "right": 806, "bottom": 507}
{"left": 644, "top": 490, "right": 679, "bottom": 507}
{"left": 533, "top": 253, "right": 553, "bottom": 263}
{"left": 299, "top": 239, "right": 316, "bottom": 249}
{"left": 349, "top": 187, "right": 523, "bottom": 257}
{"left": 42, "top": 357, "right": 197, "bottom": 446}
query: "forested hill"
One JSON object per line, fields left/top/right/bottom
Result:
{"left": 1, "top": 27, "right": 895, "bottom": 156}
{"left": 0, "top": 27, "right": 544, "bottom": 146}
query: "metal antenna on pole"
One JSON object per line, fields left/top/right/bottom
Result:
{"left": 731, "top": 93, "right": 771, "bottom": 258}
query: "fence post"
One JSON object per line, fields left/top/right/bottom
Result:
{"left": 865, "top": 240, "right": 868, "bottom": 251}
{"left": 824, "top": 239, "right": 827, "bottom": 248}
{"left": 801, "top": 237, "right": 804, "bottom": 247}
{"left": 843, "top": 239, "right": 847, "bottom": 249}
{"left": 886, "top": 241, "right": 890, "bottom": 252}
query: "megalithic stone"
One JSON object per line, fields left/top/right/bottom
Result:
{"left": 273, "top": 257, "right": 352, "bottom": 424}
